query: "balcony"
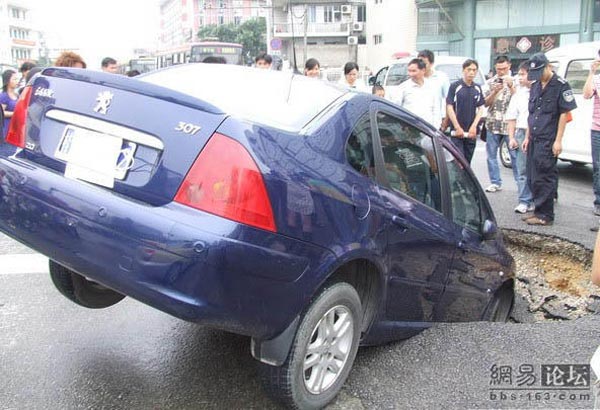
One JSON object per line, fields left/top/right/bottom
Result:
{"left": 12, "top": 38, "right": 36, "bottom": 47}
{"left": 417, "top": 20, "right": 454, "bottom": 36}
{"left": 273, "top": 22, "right": 351, "bottom": 37}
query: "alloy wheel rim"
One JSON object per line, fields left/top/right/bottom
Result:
{"left": 303, "top": 305, "right": 354, "bottom": 395}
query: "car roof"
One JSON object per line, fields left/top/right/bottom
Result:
{"left": 141, "top": 64, "right": 347, "bottom": 132}
{"left": 382, "top": 55, "right": 473, "bottom": 68}
{"left": 546, "top": 41, "right": 600, "bottom": 60}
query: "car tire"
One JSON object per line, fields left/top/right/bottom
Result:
{"left": 49, "top": 260, "right": 125, "bottom": 309}
{"left": 259, "top": 282, "right": 362, "bottom": 409}
{"left": 570, "top": 160, "right": 586, "bottom": 167}
{"left": 485, "top": 285, "right": 514, "bottom": 322}
{"left": 500, "top": 139, "right": 512, "bottom": 169}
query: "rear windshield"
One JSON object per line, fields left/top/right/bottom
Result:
{"left": 141, "top": 64, "right": 345, "bottom": 131}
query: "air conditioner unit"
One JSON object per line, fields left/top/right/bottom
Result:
{"left": 347, "top": 36, "right": 358, "bottom": 45}
{"left": 341, "top": 4, "right": 352, "bottom": 14}
{"left": 352, "top": 22, "right": 363, "bottom": 32}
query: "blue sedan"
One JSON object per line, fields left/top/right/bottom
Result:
{"left": 0, "top": 64, "right": 514, "bottom": 409}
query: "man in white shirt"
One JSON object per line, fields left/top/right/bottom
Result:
{"left": 391, "top": 58, "right": 439, "bottom": 127}
{"left": 506, "top": 61, "right": 533, "bottom": 214}
{"left": 418, "top": 49, "right": 449, "bottom": 130}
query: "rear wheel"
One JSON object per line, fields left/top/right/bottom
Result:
{"left": 260, "top": 282, "right": 362, "bottom": 409}
{"left": 49, "top": 260, "right": 125, "bottom": 309}
{"left": 500, "top": 139, "right": 512, "bottom": 169}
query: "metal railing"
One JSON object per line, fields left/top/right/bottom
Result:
{"left": 273, "top": 22, "right": 351, "bottom": 35}
{"left": 417, "top": 20, "right": 454, "bottom": 36}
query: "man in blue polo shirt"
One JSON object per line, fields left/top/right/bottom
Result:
{"left": 446, "top": 59, "right": 485, "bottom": 164}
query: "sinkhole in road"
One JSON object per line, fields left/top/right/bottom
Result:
{"left": 503, "top": 230, "right": 599, "bottom": 322}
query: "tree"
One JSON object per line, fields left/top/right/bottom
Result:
{"left": 196, "top": 17, "right": 266, "bottom": 62}
{"left": 236, "top": 18, "right": 266, "bottom": 61}
{"left": 197, "top": 24, "right": 237, "bottom": 43}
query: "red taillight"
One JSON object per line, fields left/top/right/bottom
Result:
{"left": 175, "top": 133, "right": 276, "bottom": 232}
{"left": 6, "top": 85, "right": 33, "bottom": 148}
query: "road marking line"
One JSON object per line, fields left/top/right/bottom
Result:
{"left": 0, "top": 254, "right": 48, "bottom": 275}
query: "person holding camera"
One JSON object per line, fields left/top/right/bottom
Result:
{"left": 483, "top": 55, "right": 516, "bottom": 193}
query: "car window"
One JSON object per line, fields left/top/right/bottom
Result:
{"left": 565, "top": 59, "right": 593, "bottom": 94}
{"left": 386, "top": 64, "right": 408, "bottom": 86}
{"left": 375, "top": 66, "right": 388, "bottom": 86}
{"left": 346, "top": 114, "right": 376, "bottom": 180}
{"left": 376, "top": 112, "right": 442, "bottom": 212}
{"left": 443, "top": 147, "right": 488, "bottom": 232}
{"left": 141, "top": 64, "right": 345, "bottom": 132}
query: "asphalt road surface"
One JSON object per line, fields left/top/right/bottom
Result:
{"left": 1, "top": 145, "right": 599, "bottom": 409}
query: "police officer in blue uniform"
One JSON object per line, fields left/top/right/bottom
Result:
{"left": 522, "top": 52, "right": 577, "bottom": 226}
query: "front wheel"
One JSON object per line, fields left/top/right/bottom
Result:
{"left": 485, "top": 285, "right": 514, "bottom": 322}
{"left": 260, "top": 282, "right": 362, "bottom": 409}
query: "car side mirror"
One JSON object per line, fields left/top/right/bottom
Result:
{"left": 482, "top": 219, "right": 498, "bottom": 240}
{"left": 368, "top": 76, "right": 376, "bottom": 86}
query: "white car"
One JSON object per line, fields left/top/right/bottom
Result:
{"left": 370, "top": 55, "right": 487, "bottom": 91}
{"left": 500, "top": 42, "right": 597, "bottom": 168}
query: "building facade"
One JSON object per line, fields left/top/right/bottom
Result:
{"left": 159, "top": 0, "right": 267, "bottom": 51}
{"left": 366, "top": 0, "right": 417, "bottom": 74}
{"left": 0, "top": 0, "right": 38, "bottom": 68}
{"left": 416, "top": 0, "right": 599, "bottom": 74}
{"left": 269, "top": 0, "right": 366, "bottom": 76}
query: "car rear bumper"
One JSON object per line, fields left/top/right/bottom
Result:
{"left": 0, "top": 156, "right": 332, "bottom": 339}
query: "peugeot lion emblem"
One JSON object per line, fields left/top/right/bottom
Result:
{"left": 93, "top": 91, "right": 114, "bottom": 115}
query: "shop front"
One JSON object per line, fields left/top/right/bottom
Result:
{"left": 491, "top": 34, "right": 561, "bottom": 72}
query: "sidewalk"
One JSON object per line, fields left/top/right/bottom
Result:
{"left": 470, "top": 145, "right": 598, "bottom": 250}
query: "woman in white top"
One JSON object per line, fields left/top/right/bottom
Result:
{"left": 338, "top": 62, "right": 368, "bottom": 92}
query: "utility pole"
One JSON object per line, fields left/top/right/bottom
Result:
{"left": 265, "top": 0, "right": 273, "bottom": 55}
{"left": 303, "top": 3, "right": 308, "bottom": 64}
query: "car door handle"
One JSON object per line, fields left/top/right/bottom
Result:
{"left": 391, "top": 215, "right": 409, "bottom": 232}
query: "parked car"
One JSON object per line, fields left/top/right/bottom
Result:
{"left": 369, "top": 55, "right": 487, "bottom": 90}
{"left": 500, "top": 42, "right": 597, "bottom": 168}
{"left": 0, "top": 64, "right": 514, "bottom": 409}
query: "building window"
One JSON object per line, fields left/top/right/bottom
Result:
{"left": 356, "top": 5, "right": 366, "bottom": 22}
{"left": 218, "top": 15, "right": 224, "bottom": 24}
{"left": 324, "top": 5, "right": 341, "bottom": 23}
{"left": 374, "top": 34, "right": 383, "bottom": 45}
{"left": 375, "top": 0, "right": 383, "bottom": 4}
{"left": 234, "top": 15, "right": 242, "bottom": 25}
{"left": 418, "top": 7, "right": 454, "bottom": 36}
{"left": 308, "top": 5, "right": 316, "bottom": 23}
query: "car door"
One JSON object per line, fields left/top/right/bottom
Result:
{"left": 434, "top": 145, "right": 511, "bottom": 322}
{"left": 373, "top": 107, "right": 456, "bottom": 322}
{"left": 372, "top": 66, "right": 388, "bottom": 86}
{"left": 562, "top": 58, "right": 593, "bottom": 163}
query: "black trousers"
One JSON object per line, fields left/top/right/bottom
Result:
{"left": 450, "top": 137, "right": 476, "bottom": 164}
{"left": 526, "top": 136, "right": 558, "bottom": 221}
